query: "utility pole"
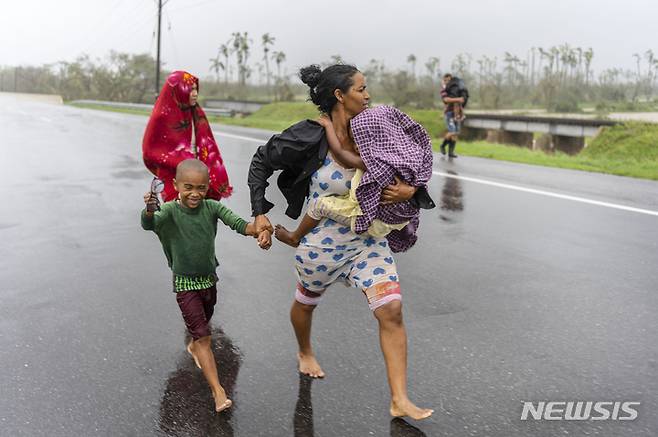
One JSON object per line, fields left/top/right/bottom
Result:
{"left": 155, "top": 0, "right": 162, "bottom": 96}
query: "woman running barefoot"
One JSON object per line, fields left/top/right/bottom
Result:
{"left": 248, "top": 64, "right": 433, "bottom": 421}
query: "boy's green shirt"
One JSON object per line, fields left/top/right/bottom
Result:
{"left": 141, "top": 199, "right": 248, "bottom": 278}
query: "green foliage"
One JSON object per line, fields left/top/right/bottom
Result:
{"left": 220, "top": 102, "right": 319, "bottom": 131}
{"left": 403, "top": 109, "right": 446, "bottom": 138}
{"left": 436, "top": 122, "right": 658, "bottom": 180}
{"left": 583, "top": 122, "right": 658, "bottom": 162}
{"left": 439, "top": 139, "right": 657, "bottom": 180}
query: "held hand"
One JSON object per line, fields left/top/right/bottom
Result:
{"left": 380, "top": 176, "right": 417, "bottom": 204}
{"left": 254, "top": 214, "right": 274, "bottom": 234}
{"left": 257, "top": 230, "right": 272, "bottom": 250}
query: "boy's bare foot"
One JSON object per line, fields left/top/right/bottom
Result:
{"left": 215, "top": 398, "right": 233, "bottom": 413}
{"left": 213, "top": 389, "right": 233, "bottom": 413}
{"left": 390, "top": 398, "right": 433, "bottom": 420}
{"left": 186, "top": 341, "right": 201, "bottom": 369}
{"left": 275, "top": 224, "right": 301, "bottom": 247}
{"left": 297, "top": 352, "right": 325, "bottom": 378}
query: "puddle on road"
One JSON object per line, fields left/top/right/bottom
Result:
{"left": 158, "top": 327, "right": 242, "bottom": 436}
{"left": 438, "top": 170, "right": 464, "bottom": 223}
{"left": 155, "top": 327, "right": 433, "bottom": 436}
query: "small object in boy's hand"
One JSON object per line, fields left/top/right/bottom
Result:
{"left": 150, "top": 177, "right": 165, "bottom": 195}
{"left": 147, "top": 177, "right": 164, "bottom": 212}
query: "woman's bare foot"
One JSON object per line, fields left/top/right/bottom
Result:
{"left": 275, "top": 224, "right": 301, "bottom": 247}
{"left": 213, "top": 389, "right": 233, "bottom": 413}
{"left": 297, "top": 352, "right": 325, "bottom": 378}
{"left": 186, "top": 341, "right": 201, "bottom": 369}
{"left": 390, "top": 398, "right": 433, "bottom": 420}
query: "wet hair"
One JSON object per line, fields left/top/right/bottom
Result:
{"left": 299, "top": 64, "right": 360, "bottom": 114}
{"left": 175, "top": 158, "right": 209, "bottom": 180}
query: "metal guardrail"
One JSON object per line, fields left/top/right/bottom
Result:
{"left": 71, "top": 100, "right": 235, "bottom": 117}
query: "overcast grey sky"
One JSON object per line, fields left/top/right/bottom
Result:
{"left": 1, "top": 0, "right": 656, "bottom": 78}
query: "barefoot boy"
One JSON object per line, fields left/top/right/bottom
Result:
{"left": 141, "top": 158, "right": 271, "bottom": 413}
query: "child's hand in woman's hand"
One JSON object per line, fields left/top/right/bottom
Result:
{"left": 257, "top": 230, "right": 272, "bottom": 250}
{"left": 316, "top": 115, "right": 333, "bottom": 130}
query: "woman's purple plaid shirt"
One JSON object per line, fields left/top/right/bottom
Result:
{"left": 351, "top": 105, "right": 433, "bottom": 253}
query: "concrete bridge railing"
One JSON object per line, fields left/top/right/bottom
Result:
{"left": 462, "top": 113, "right": 619, "bottom": 154}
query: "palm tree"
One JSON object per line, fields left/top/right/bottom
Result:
{"left": 407, "top": 54, "right": 417, "bottom": 78}
{"left": 272, "top": 50, "right": 286, "bottom": 101}
{"left": 329, "top": 54, "right": 343, "bottom": 64}
{"left": 424, "top": 56, "right": 440, "bottom": 80}
{"left": 273, "top": 50, "right": 286, "bottom": 80}
{"left": 646, "top": 50, "right": 657, "bottom": 98}
{"left": 219, "top": 42, "right": 230, "bottom": 85}
{"left": 583, "top": 48, "right": 594, "bottom": 85}
{"left": 261, "top": 33, "right": 275, "bottom": 97}
{"left": 239, "top": 32, "right": 252, "bottom": 86}
{"left": 209, "top": 56, "right": 223, "bottom": 85}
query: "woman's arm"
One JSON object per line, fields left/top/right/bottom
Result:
{"left": 317, "top": 116, "right": 365, "bottom": 171}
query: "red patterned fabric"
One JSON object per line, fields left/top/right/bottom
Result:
{"left": 142, "top": 71, "right": 232, "bottom": 201}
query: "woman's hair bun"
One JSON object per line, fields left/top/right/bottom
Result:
{"left": 299, "top": 65, "right": 322, "bottom": 89}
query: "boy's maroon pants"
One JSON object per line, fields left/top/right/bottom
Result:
{"left": 175, "top": 285, "right": 217, "bottom": 340}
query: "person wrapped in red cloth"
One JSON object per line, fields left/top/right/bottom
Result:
{"left": 143, "top": 70, "right": 232, "bottom": 202}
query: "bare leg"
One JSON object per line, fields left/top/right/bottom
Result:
{"left": 373, "top": 300, "right": 433, "bottom": 420}
{"left": 190, "top": 335, "right": 233, "bottom": 412}
{"left": 290, "top": 300, "right": 325, "bottom": 378}
{"left": 275, "top": 214, "right": 320, "bottom": 248}
{"left": 187, "top": 340, "right": 201, "bottom": 369}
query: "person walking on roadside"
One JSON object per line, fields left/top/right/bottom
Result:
{"left": 142, "top": 71, "right": 232, "bottom": 202}
{"left": 438, "top": 73, "right": 466, "bottom": 158}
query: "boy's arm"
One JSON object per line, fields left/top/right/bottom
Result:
{"left": 210, "top": 201, "right": 272, "bottom": 249}
{"left": 317, "top": 116, "right": 366, "bottom": 171}
{"left": 209, "top": 200, "right": 251, "bottom": 236}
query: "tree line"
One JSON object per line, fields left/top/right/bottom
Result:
{"left": 2, "top": 38, "right": 657, "bottom": 112}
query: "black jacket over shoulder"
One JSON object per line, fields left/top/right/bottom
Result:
{"left": 248, "top": 120, "right": 329, "bottom": 219}
{"left": 247, "top": 119, "right": 436, "bottom": 219}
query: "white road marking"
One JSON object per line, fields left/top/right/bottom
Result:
{"left": 433, "top": 170, "right": 658, "bottom": 217}
{"left": 214, "top": 129, "right": 658, "bottom": 217}
{"left": 215, "top": 130, "right": 266, "bottom": 143}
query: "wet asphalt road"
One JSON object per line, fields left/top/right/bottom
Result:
{"left": 1, "top": 94, "right": 657, "bottom": 437}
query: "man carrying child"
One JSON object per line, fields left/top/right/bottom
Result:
{"left": 439, "top": 73, "right": 467, "bottom": 158}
